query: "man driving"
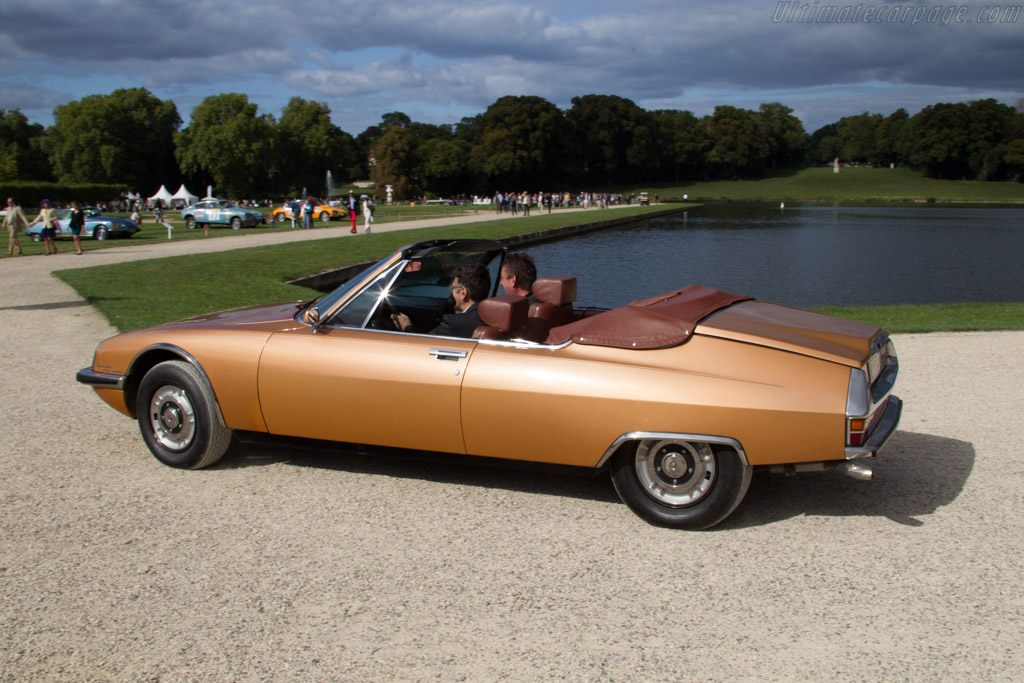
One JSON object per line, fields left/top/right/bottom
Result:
{"left": 392, "top": 263, "right": 490, "bottom": 338}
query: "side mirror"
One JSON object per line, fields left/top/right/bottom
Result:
{"left": 307, "top": 306, "right": 322, "bottom": 332}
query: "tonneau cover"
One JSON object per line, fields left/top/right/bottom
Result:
{"left": 545, "top": 285, "right": 751, "bottom": 349}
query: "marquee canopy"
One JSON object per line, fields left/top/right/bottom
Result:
{"left": 148, "top": 185, "right": 174, "bottom": 205}
{"left": 170, "top": 184, "right": 199, "bottom": 207}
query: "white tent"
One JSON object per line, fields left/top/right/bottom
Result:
{"left": 148, "top": 185, "right": 174, "bottom": 206}
{"left": 170, "top": 184, "right": 199, "bottom": 208}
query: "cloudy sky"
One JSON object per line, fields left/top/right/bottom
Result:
{"left": 1, "top": 0, "right": 1021, "bottom": 135}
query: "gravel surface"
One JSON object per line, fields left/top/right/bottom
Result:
{"left": 1, "top": 216, "right": 1022, "bottom": 681}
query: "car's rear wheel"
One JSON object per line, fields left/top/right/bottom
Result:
{"left": 185, "top": 216, "right": 197, "bottom": 229}
{"left": 94, "top": 226, "right": 109, "bottom": 240}
{"left": 230, "top": 217, "right": 241, "bottom": 230}
{"left": 610, "top": 438, "right": 752, "bottom": 530}
{"left": 136, "top": 360, "right": 232, "bottom": 470}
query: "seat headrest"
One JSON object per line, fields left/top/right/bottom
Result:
{"left": 477, "top": 294, "right": 529, "bottom": 331}
{"left": 532, "top": 276, "right": 577, "bottom": 306}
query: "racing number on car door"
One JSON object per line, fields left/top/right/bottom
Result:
{"left": 256, "top": 328, "right": 476, "bottom": 454}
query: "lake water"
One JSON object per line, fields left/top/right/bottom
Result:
{"left": 526, "top": 203, "right": 1024, "bottom": 309}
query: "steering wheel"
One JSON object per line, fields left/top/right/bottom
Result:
{"left": 368, "top": 296, "right": 401, "bottom": 331}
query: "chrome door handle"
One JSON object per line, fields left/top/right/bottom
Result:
{"left": 429, "top": 348, "right": 467, "bottom": 361}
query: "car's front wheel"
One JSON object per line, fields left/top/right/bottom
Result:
{"left": 136, "top": 360, "right": 233, "bottom": 469}
{"left": 230, "top": 217, "right": 241, "bottom": 230}
{"left": 185, "top": 216, "right": 197, "bottom": 229}
{"left": 320, "top": 211, "right": 331, "bottom": 223}
{"left": 610, "top": 438, "right": 752, "bottom": 530}
{"left": 94, "top": 226, "right": 109, "bottom": 240}
{"left": 275, "top": 213, "right": 286, "bottom": 223}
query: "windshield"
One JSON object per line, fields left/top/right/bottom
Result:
{"left": 322, "top": 244, "right": 504, "bottom": 333}
{"left": 302, "top": 260, "right": 392, "bottom": 318}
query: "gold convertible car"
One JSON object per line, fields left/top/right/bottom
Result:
{"left": 77, "top": 239, "right": 901, "bottom": 529}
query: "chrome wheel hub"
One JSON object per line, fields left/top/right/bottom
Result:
{"left": 635, "top": 439, "right": 716, "bottom": 507}
{"left": 149, "top": 385, "right": 196, "bottom": 452}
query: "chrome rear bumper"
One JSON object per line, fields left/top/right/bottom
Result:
{"left": 845, "top": 395, "right": 902, "bottom": 460}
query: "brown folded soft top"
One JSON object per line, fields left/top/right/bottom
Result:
{"left": 545, "top": 285, "right": 752, "bottom": 349}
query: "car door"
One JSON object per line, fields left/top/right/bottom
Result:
{"left": 257, "top": 262, "right": 475, "bottom": 454}
{"left": 257, "top": 326, "right": 475, "bottom": 454}
{"left": 192, "top": 201, "right": 210, "bottom": 223}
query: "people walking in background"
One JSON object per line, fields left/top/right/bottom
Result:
{"left": 3, "top": 197, "right": 28, "bottom": 256}
{"left": 288, "top": 199, "right": 299, "bottom": 228}
{"left": 68, "top": 200, "right": 85, "bottom": 255}
{"left": 362, "top": 196, "right": 374, "bottom": 234}
{"left": 347, "top": 191, "right": 358, "bottom": 233}
{"left": 302, "top": 196, "right": 315, "bottom": 229}
{"left": 154, "top": 200, "right": 173, "bottom": 240}
{"left": 27, "top": 199, "right": 59, "bottom": 255}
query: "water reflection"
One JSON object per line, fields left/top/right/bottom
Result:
{"left": 527, "top": 203, "right": 1024, "bottom": 308}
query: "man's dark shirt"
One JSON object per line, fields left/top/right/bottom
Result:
{"left": 429, "top": 303, "right": 482, "bottom": 338}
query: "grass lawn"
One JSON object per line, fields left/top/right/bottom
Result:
{"left": 815, "top": 302, "right": 1024, "bottom": 334}
{"left": 627, "top": 166, "right": 1024, "bottom": 203}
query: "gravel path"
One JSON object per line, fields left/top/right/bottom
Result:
{"left": 1, "top": 215, "right": 1022, "bottom": 681}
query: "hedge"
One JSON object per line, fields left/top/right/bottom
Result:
{"left": 0, "top": 181, "right": 129, "bottom": 208}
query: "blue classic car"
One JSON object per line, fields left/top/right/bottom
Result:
{"left": 180, "top": 198, "right": 265, "bottom": 230}
{"left": 25, "top": 207, "right": 139, "bottom": 241}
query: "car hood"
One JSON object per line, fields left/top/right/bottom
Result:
{"left": 157, "top": 301, "right": 306, "bottom": 332}
{"left": 696, "top": 300, "right": 881, "bottom": 366}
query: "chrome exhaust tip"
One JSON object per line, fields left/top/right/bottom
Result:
{"left": 839, "top": 461, "right": 873, "bottom": 481}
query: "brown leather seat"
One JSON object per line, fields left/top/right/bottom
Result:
{"left": 472, "top": 294, "right": 530, "bottom": 340}
{"left": 524, "top": 276, "right": 577, "bottom": 343}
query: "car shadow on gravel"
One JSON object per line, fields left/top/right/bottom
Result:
{"left": 215, "top": 429, "right": 972, "bottom": 527}
{"left": 220, "top": 433, "right": 622, "bottom": 504}
{"left": 721, "top": 430, "right": 975, "bottom": 530}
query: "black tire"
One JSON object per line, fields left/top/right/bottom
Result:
{"left": 275, "top": 212, "right": 286, "bottom": 223}
{"left": 94, "top": 226, "right": 109, "bottom": 240}
{"left": 610, "top": 439, "right": 752, "bottom": 530}
{"left": 136, "top": 360, "right": 232, "bottom": 469}
{"left": 319, "top": 211, "right": 331, "bottom": 223}
{"left": 185, "top": 216, "right": 197, "bottom": 229}
{"left": 230, "top": 217, "right": 241, "bottom": 230}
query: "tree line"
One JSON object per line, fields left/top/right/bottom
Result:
{"left": 2, "top": 88, "right": 1022, "bottom": 201}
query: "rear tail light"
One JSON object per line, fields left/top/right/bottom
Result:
{"left": 846, "top": 368, "right": 870, "bottom": 447}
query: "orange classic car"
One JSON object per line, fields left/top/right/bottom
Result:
{"left": 77, "top": 239, "right": 901, "bottom": 529}
{"left": 271, "top": 203, "right": 347, "bottom": 223}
